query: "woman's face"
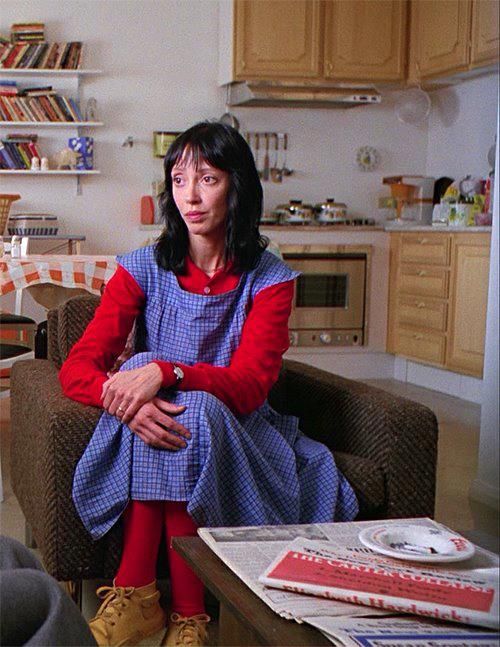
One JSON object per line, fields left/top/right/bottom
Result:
{"left": 171, "top": 152, "right": 230, "bottom": 241}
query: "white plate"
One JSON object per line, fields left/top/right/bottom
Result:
{"left": 359, "top": 524, "right": 475, "bottom": 563}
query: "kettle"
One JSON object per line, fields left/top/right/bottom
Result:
{"left": 314, "top": 198, "right": 347, "bottom": 223}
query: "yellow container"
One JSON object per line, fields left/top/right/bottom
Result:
{"left": 153, "top": 132, "right": 180, "bottom": 158}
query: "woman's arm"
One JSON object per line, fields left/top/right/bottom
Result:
{"left": 154, "top": 280, "right": 294, "bottom": 416}
{"left": 59, "top": 266, "right": 145, "bottom": 407}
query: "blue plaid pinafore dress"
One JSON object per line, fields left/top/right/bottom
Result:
{"left": 73, "top": 246, "right": 358, "bottom": 539}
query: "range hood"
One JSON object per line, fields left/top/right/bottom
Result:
{"left": 227, "top": 82, "right": 382, "bottom": 108}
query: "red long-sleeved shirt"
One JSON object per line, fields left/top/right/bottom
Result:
{"left": 59, "top": 256, "right": 294, "bottom": 416}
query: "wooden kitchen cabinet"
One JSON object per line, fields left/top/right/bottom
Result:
{"left": 409, "top": 0, "right": 499, "bottom": 81}
{"left": 323, "top": 0, "right": 407, "bottom": 82}
{"left": 233, "top": 0, "right": 322, "bottom": 79}
{"left": 446, "top": 234, "right": 491, "bottom": 376}
{"left": 470, "top": 0, "right": 500, "bottom": 67}
{"left": 387, "top": 231, "right": 490, "bottom": 377}
{"left": 230, "top": 0, "right": 407, "bottom": 83}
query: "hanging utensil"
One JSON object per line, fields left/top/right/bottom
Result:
{"left": 219, "top": 85, "right": 240, "bottom": 131}
{"left": 254, "top": 133, "right": 262, "bottom": 178}
{"left": 262, "top": 133, "right": 270, "bottom": 181}
{"left": 281, "top": 133, "right": 293, "bottom": 176}
{"left": 270, "top": 133, "right": 282, "bottom": 183}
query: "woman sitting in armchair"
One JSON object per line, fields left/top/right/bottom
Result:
{"left": 59, "top": 121, "right": 358, "bottom": 647}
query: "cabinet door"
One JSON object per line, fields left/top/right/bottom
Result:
{"left": 233, "top": 0, "right": 321, "bottom": 80}
{"left": 470, "top": 0, "right": 500, "bottom": 67}
{"left": 446, "top": 235, "right": 490, "bottom": 377}
{"left": 393, "top": 327, "right": 447, "bottom": 365}
{"left": 323, "top": 0, "right": 407, "bottom": 81}
{"left": 409, "top": 0, "right": 471, "bottom": 79}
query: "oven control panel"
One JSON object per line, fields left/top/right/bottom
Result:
{"left": 289, "top": 330, "right": 363, "bottom": 347}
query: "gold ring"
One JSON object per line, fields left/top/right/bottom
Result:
{"left": 117, "top": 406, "right": 125, "bottom": 413}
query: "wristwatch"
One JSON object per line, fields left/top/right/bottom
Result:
{"left": 172, "top": 364, "right": 184, "bottom": 385}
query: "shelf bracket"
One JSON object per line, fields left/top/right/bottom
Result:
{"left": 76, "top": 175, "right": 82, "bottom": 196}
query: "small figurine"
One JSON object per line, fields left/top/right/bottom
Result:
{"left": 85, "top": 97, "right": 98, "bottom": 121}
{"left": 40, "top": 157, "right": 50, "bottom": 171}
{"left": 54, "top": 148, "right": 79, "bottom": 170}
{"left": 31, "top": 156, "right": 40, "bottom": 171}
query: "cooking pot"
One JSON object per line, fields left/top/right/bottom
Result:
{"left": 314, "top": 198, "right": 347, "bottom": 223}
{"left": 272, "top": 200, "right": 314, "bottom": 224}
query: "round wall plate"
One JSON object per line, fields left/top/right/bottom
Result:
{"left": 356, "top": 146, "right": 380, "bottom": 171}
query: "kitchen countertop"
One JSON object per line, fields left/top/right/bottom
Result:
{"left": 384, "top": 224, "right": 492, "bottom": 233}
{"left": 140, "top": 223, "right": 492, "bottom": 233}
{"left": 140, "top": 224, "right": 386, "bottom": 232}
{"left": 261, "top": 224, "right": 385, "bottom": 231}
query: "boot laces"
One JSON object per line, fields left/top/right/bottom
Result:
{"left": 94, "top": 585, "right": 135, "bottom": 626}
{"left": 170, "top": 613, "right": 210, "bottom": 645}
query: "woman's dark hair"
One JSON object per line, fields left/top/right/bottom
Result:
{"left": 155, "top": 121, "right": 267, "bottom": 273}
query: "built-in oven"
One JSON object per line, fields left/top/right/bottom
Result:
{"left": 281, "top": 245, "right": 368, "bottom": 347}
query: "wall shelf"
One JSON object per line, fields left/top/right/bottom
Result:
{"left": 1, "top": 60, "right": 102, "bottom": 194}
{"left": 0, "top": 121, "right": 103, "bottom": 127}
{"left": 0, "top": 69, "right": 102, "bottom": 76}
{"left": 0, "top": 169, "right": 100, "bottom": 175}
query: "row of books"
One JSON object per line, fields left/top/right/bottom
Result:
{"left": 0, "top": 88, "right": 84, "bottom": 123}
{"left": 0, "top": 41, "right": 83, "bottom": 70}
{"left": 0, "top": 134, "right": 42, "bottom": 170}
{"left": 10, "top": 23, "right": 45, "bottom": 44}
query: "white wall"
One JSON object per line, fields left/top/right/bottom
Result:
{"left": 426, "top": 74, "right": 498, "bottom": 180}
{"left": 471, "top": 117, "right": 499, "bottom": 510}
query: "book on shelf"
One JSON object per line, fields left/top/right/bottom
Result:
{"left": 0, "top": 39, "right": 83, "bottom": 69}
{"left": 37, "top": 95, "right": 60, "bottom": 121}
{"left": 41, "top": 43, "right": 59, "bottom": 69}
{"left": 1, "top": 141, "right": 25, "bottom": 169}
{"left": 0, "top": 141, "right": 17, "bottom": 169}
{"left": 23, "top": 86, "right": 56, "bottom": 95}
{"left": 10, "top": 23, "right": 45, "bottom": 44}
{"left": 67, "top": 97, "right": 84, "bottom": 121}
{"left": 0, "top": 88, "right": 85, "bottom": 123}
{"left": 0, "top": 80, "right": 18, "bottom": 95}
{"left": 1, "top": 133, "right": 42, "bottom": 170}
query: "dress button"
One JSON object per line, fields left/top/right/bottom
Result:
{"left": 203, "top": 286, "right": 211, "bottom": 294}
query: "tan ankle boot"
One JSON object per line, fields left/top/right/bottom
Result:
{"left": 162, "top": 613, "right": 210, "bottom": 646}
{"left": 89, "top": 580, "right": 166, "bottom": 647}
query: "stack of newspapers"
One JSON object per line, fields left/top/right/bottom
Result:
{"left": 198, "top": 518, "right": 500, "bottom": 646}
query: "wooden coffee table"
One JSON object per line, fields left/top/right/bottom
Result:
{"left": 173, "top": 536, "right": 330, "bottom": 646}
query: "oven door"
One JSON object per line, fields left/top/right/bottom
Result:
{"left": 286, "top": 256, "right": 366, "bottom": 330}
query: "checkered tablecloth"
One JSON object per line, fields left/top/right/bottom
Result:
{"left": 0, "top": 255, "right": 118, "bottom": 296}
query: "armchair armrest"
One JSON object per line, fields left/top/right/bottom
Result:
{"left": 278, "top": 360, "right": 438, "bottom": 519}
{"left": 10, "top": 359, "right": 122, "bottom": 580}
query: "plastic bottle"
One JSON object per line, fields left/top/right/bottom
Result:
{"left": 11, "top": 235, "right": 21, "bottom": 258}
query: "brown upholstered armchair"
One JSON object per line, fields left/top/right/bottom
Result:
{"left": 10, "top": 294, "right": 438, "bottom": 599}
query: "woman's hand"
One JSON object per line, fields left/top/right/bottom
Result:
{"left": 102, "top": 363, "right": 163, "bottom": 423}
{"left": 128, "top": 397, "right": 190, "bottom": 450}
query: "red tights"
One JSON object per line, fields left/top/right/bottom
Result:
{"left": 115, "top": 500, "right": 205, "bottom": 616}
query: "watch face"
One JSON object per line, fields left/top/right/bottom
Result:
{"left": 173, "top": 365, "right": 184, "bottom": 381}
{"left": 356, "top": 146, "right": 380, "bottom": 172}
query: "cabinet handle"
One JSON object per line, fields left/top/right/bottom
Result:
{"left": 416, "top": 302, "right": 426, "bottom": 308}
{"left": 414, "top": 333, "right": 423, "bottom": 340}
{"left": 325, "top": 61, "right": 333, "bottom": 74}
{"left": 418, "top": 238, "right": 428, "bottom": 244}
{"left": 418, "top": 270, "right": 427, "bottom": 276}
